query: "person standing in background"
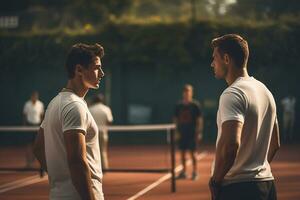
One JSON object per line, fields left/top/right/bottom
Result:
{"left": 281, "top": 95, "right": 296, "bottom": 143}
{"left": 23, "top": 91, "right": 44, "bottom": 168}
{"left": 89, "top": 93, "right": 113, "bottom": 171}
{"left": 174, "top": 84, "right": 203, "bottom": 181}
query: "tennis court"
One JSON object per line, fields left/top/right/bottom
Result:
{"left": 0, "top": 126, "right": 299, "bottom": 200}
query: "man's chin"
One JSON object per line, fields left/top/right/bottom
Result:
{"left": 90, "top": 84, "right": 99, "bottom": 89}
{"left": 214, "top": 74, "right": 223, "bottom": 79}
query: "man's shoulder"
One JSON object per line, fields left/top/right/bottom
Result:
{"left": 24, "top": 100, "right": 31, "bottom": 106}
{"left": 63, "top": 100, "right": 87, "bottom": 111}
{"left": 37, "top": 100, "right": 44, "bottom": 106}
{"left": 222, "top": 78, "right": 255, "bottom": 97}
{"left": 220, "top": 86, "right": 247, "bottom": 106}
{"left": 191, "top": 100, "right": 200, "bottom": 105}
{"left": 59, "top": 94, "right": 88, "bottom": 115}
{"left": 222, "top": 86, "right": 241, "bottom": 96}
{"left": 89, "top": 103, "right": 110, "bottom": 111}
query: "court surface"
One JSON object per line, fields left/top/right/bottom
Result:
{"left": 0, "top": 143, "right": 299, "bottom": 200}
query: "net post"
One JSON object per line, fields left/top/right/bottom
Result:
{"left": 169, "top": 128, "right": 176, "bottom": 192}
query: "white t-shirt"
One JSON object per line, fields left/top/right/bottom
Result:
{"left": 215, "top": 76, "right": 277, "bottom": 185}
{"left": 23, "top": 100, "right": 44, "bottom": 124}
{"left": 281, "top": 96, "right": 296, "bottom": 114}
{"left": 89, "top": 103, "right": 113, "bottom": 142}
{"left": 89, "top": 103, "right": 113, "bottom": 127}
{"left": 41, "top": 91, "right": 103, "bottom": 200}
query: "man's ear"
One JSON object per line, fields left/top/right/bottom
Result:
{"left": 75, "top": 64, "right": 83, "bottom": 76}
{"left": 223, "top": 53, "right": 230, "bottom": 65}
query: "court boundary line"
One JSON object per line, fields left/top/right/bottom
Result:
{"left": 0, "top": 152, "right": 208, "bottom": 197}
{"left": 0, "top": 175, "right": 47, "bottom": 194}
{"left": 127, "top": 151, "right": 208, "bottom": 200}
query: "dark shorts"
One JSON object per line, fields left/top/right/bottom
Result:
{"left": 178, "top": 131, "right": 197, "bottom": 151}
{"left": 24, "top": 122, "right": 39, "bottom": 144}
{"left": 218, "top": 180, "right": 277, "bottom": 200}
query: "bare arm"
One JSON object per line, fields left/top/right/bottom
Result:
{"left": 64, "top": 130, "right": 95, "bottom": 200}
{"left": 268, "top": 120, "right": 280, "bottom": 163}
{"left": 195, "top": 116, "right": 204, "bottom": 140}
{"left": 173, "top": 116, "right": 179, "bottom": 131}
{"left": 33, "top": 127, "right": 47, "bottom": 171}
{"left": 212, "top": 120, "right": 243, "bottom": 183}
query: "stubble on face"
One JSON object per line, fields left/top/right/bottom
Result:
{"left": 212, "top": 48, "right": 227, "bottom": 80}
{"left": 82, "top": 56, "right": 103, "bottom": 89}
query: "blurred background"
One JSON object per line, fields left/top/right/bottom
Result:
{"left": 1, "top": 0, "right": 299, "bottom": 144}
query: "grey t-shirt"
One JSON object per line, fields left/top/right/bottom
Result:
{"left": 41, "top": 91, "right": 103, "bottom": 199}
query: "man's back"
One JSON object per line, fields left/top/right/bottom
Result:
{"left": 217, "top": 77, "right": 277, "bottom": 184}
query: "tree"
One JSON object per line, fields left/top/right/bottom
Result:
{"left": 228, "top": 0, "right": 300, "bottom": 19}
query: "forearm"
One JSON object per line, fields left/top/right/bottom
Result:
{"left": 195, "top": 117, "right": 203, "bottom": 133}
{"left": 33, "top": 128, "right": 47, "bottom": 171}
{"left": 33, "top": 148, "right": 47, "bottom": 171}
{"left": 69, "top": 160, "right": 95, "bottom": 200}
{"left": 213, "top": 143, "right": 238, "bottom": 182}
{"left": 268, "top": 148, "right": 278, "bottom": 163}
{"left": 268, "top": 121, "right": 280, "bottom": 163}
{"left": 268, "top": 138, "right": 280, "bottom": 163}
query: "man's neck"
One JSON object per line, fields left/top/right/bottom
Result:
{"left": 183, "top": 98, "right": 192, "bottom": 104}
{"left": 225, "top": 67, "right": 249, "bottom": 86}
{"left": 65, "top": 79, "right": 88, "bottom": 98}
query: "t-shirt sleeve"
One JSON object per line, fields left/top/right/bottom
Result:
{"left": 194, "top": 102, "right": 202, "bottom": 117}
{"left": 219, "top": 90, "right": 246, "bottom": 124}
{"left": 107, "top": 108, "right": 113, "bottom": 123}
{"left": 40, "top": 119, "right": 45, "bottom": 129}
{"left": 62, "top": 102, "right": 89, "bottom": 134}
{"left": 41, "top": 102, "right": 45, "bottom": 114}
{"left": 23, "top": 102, "right": 28, "bottom": 114}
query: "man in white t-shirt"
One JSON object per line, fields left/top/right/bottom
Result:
{"left": 89, "top": 94, "right": 113, "bottom": 171}
{"left": 209, "top": 34, "right": 280, "bottom": 200}
{"left": 23, "top": 91, "right": 44, "bottom": 167}
{"left": 23, "top": 91, "right": 44, "bottom": 125}
{"left": 33, "top": 43, "right": 105, "bottom": 200}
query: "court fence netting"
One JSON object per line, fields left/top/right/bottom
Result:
{"left": 0, "top": 124, "right": 178, "bottom": 192}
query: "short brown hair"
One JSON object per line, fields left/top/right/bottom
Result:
{"left": 183, "top": 84, "right": 193, "bottom": 92}
{"left": 211, "top": 34, "right": 249, "bottom": 69}
{"left": 65, "top": 43, "right": 104, "bottom": 78}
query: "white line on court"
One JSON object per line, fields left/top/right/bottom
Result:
{"left": 0, "top": 152, "right": 208, "bottom": 197}
{"left": 127, "top": 151, "right": 208, "bottom": 200}
{"left": 0, "top": 175, "right": 48, "bottom": 194}
{"left": 0, "top": 175, "right": 39, "bottom": 190}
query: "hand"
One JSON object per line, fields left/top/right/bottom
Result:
{"left": 209, "top": 177, "right": 221, "bottom": 200}
{"left": 195, "top": 132, "right": 203, "bottom": 143}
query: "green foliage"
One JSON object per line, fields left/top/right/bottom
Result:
{"left": 1, "top": 19, "right": 299, "bottom": 72}
{"left": 1, "top": 19, "right": 299, "bottom": 98}
{"left": 228, "top": 0, "right": 300, "bottom": 19}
